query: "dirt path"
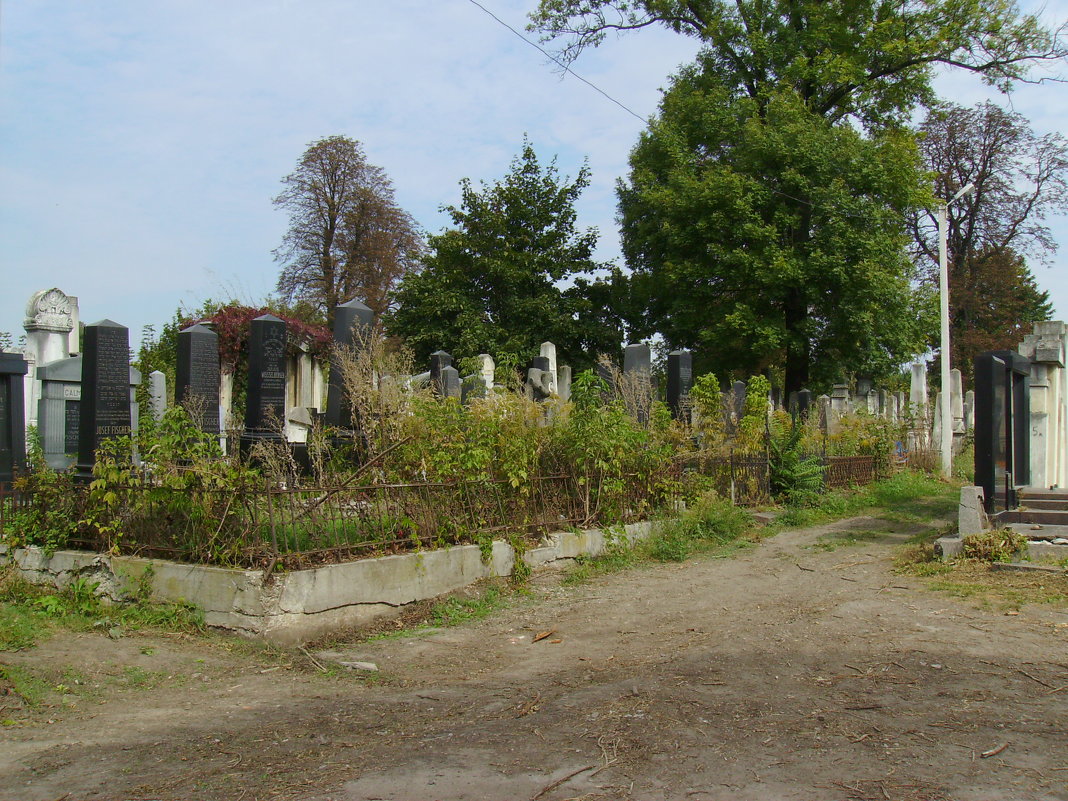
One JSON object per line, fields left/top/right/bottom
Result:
{"left": 3, "top": 515, "right": 1068, "bottom": 801}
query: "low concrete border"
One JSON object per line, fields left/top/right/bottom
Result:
{"left": 0, "top": 521, "right": 655, "bottom": 645}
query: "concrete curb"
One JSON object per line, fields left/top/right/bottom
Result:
{"left": 0, "top": 521, "right": 656, "bottom": 645}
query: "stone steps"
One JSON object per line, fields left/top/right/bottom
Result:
{"left": 995, "top": 509, "right": 1068, "bottom": 526}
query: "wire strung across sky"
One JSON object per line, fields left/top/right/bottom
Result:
{"left": 465, "top": 0, "right": 892, "bottom": 222}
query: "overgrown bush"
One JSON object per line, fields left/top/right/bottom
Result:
{"left": 962, "top": 529, "right": 1027, "bottom": 563}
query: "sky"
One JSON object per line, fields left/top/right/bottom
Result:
{"left": 1, "top": 0, "right": 1066, "bottom": 351}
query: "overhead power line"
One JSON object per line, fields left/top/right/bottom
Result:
{"left": 464, "top": 0, "right": 647, "bottom": 123}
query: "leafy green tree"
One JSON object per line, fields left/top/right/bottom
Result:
{"left": 530, "top": 1, "right": 1065, "bottom": 122}
{"left": 619, "top": 76, "right": 933, "bottom": 390}
{"left": 529, "top": 0, "right": 1064, "bottom": 393}
{"left": 387, "top": 141, "right": 624, "bottom": 367}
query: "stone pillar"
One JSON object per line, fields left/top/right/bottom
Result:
{"left": 478, "top": 354, "right": 495, "bottom": 394}
{"left": 1018, "top": 321, "right": 1067, "bottom": 489}
{"left": 76, "top": 320, "right": 133, "bottom": 481}
{"left": 666, "top": 349, "right": 693, "bottom": 422}
{"left": 558, "top": 365, "right": 572, "bottom": 404}
{"left": 176, "top": 323, "right": 221, "bottom": 434}
{"left": 148, "top": 371, "right": 166, "bottom": 421}
{"left": 909, "top": 363, "right": 929, "bottom": 449}
{"left": 325, "top": 299, "right": 374, "bottom": 431}
{"left": 540, "top": 342, "right": 558, "bottom": 395}
{"left": 0, "top": 352, "right": 28, "bottom": 487}
{"left": 22, "top": 288, "right": 78, "bottom": 431}
{"left": 829, "top": 384, "right": 850, "bottom": 435}
{"left": 241, "top": 314, "right": 287, "bottom": 450}
{"left": 964, "top": 390, "right": 975, "bottom": 433}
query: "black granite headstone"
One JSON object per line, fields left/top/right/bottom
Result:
{"left": 529, "top": 356, "right": 551, "bottom": 373}
{"left": 76, "top": 320, "right": 132, "bottom": 480}
{"left": 666, "top": 350, "right": 693, "bottom": 421}
{"left": 176, "top": 323, "right": 221, "bottom": 434}
{"left": 325, "top": 299, "right": 375, "bottom": 430}
{"left": 430, "top": 351, "right": 453, "bottom": 397}
{"left": 974, "top": 350, "right": 1031, "bottom": 511}
{"left": 796, "top": 389, "right": 812, "bottom": 419}
{"left": 242, "top": 314, "right": 287, "bottom": 449}
{"left": 0, "top": 352, "right": 28, "bottom": 488}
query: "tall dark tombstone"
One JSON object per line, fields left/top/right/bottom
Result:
{"left": 430, "top": 351, "right": 453, "bottom": 396}
{"left": 666, "top": 349, "right": 693, "bottom": 421}
{"left": 175, "top": 323, "right": 220, "bottom": 434}
{"left": 241, "top": 314, "right": 288, "bottom": 452}
{"left": 530, "top": 356, "right": 551, "bottom": 373}
{"left": 76, "top": 320, "right": 132, "bottom": 481}
{"left": 0, "top": 352, "right": 28, "bottom": 488}
{"left": 325, "top": 299, "right": 375, "bottom": 431}
{"left": 796, "top": 389, "right": 813, "bottom": 420}
{"left": 974, "top": 350, "right": 1031, "bottom": 512}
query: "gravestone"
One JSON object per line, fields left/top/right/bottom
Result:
{"left": 478, "top": 354, "right": 495, "bottom": 394}
{"left": 950, "top": 368, "right": 965, "bottom": 435}
{"left": 176, "top": 323, "right": 221, "bottom": 434}
{"left": 623, "top": 344, "right": 651, "bottom": 377}
{"left": 732, "top": 381, "right": 747, "bottom": 422}
{"left": 974, "top": 350, "right": 1030, "bottom": 511}
{"left": 148, "top": 371, "right": 167, "bottom": 421}
{"left": 540, "top": 342, "right": 558, "bottom": 394}
{"left": 440, "top": 365, "right": 461, "bottom": 400}
{"left": 856, "top": 377, "right": 874, "bottom": 397}
{"left": 525, "top": 357, "right": 552, "bottom": 403}
{"left": 430, "top": 351, "right": 453, "bottom": 397}
{"left": 325, "top": 299, "right": 375, "bottom": 430}
{"left": 666, "top": 350, "right": 693, "bottom": 421}
{"left": 0, "top": 352, "right": 28, "bottom": 487}
{"left": 76, "top": 320, "right": 133, "bottom": 481}
{"left": 795, "top": 389, "right": 812, "bottom": 420}
{"left": 241, "top": 314, "right": 287, "bottom": 451}
{"left": 557, "top": 365, "right": 572, "bottom": 403}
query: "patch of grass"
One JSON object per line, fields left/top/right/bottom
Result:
{"left": 429, "top": 586, "right": 506, "bottom": 627}
{"left": 810, "top": 530, "right": 893, "bottom": 552}
{"left": 0, "top": 564, "right": 205, "bottom": 652}
{"left": 0, "top": 664, "right": 52, "bottom": 708}
{"left": 909, "top": 561, "right": 1068, "bottom": 610}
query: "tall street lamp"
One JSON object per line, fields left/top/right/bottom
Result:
{"left": 938, "top": 181, "right": 975, "bottom": 477}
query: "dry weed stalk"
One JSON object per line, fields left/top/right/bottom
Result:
{"left": 596, "top": 353, "right": 655, "bottom": 427}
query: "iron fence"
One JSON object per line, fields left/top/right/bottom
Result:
{"left": 3, "top": 451, "right": 888, "bottom": 569}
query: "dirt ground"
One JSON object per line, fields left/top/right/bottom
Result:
{"left": 2, "top": 514, "right": 1068, "bottom": 801}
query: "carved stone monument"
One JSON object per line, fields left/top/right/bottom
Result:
{"left": 76, "top": 320, "right": 133, "bottom": 481}
{"left": 176, "top": 323, "right": 221, "bottom": 434}
{"left": 241, "top": 314, "right": 288, "bottom": 451}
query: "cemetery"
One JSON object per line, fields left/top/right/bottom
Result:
{"left": 3, "top": 286, "right": 1065, "bottom": 643}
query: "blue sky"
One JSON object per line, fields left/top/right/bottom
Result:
{"left": 1, "top": 0, "right": 1066, "bottom": 351}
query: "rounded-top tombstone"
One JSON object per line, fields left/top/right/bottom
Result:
{"left": 326, "top": 299, "right": 374, "bottom": 431}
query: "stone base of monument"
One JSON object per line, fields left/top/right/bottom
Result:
{"left": 238, "top": 431, "right": 286, "bottom": 461}
{"left": 0, "top": 521, "right": 655, "bottom": 646}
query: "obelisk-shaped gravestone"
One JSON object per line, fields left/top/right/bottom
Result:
{"left": 241, "top": 314, "right": 287, "bottom": 450}
{"left": 176, "top": 323, "right": 221, "bottom": 434}
{"left": 325, "top": 299, "right": 374, "bottom": 431}
{"left": 76, "top": 320, "right": 132, "bottom": 480}
{"left": 0, "top": 351, "right": 28, "bottom": 487}
{"left": 666, "top": 350, "right": 693, "bottom": 421}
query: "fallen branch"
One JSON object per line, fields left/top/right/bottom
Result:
{"left": 981, "top": 742, "right": 1009, "bottom": 759}
{"left": 531, "top": 765, "right": 596, "bottom": 800}
{"left": 299, "top": 646, "right": 328, "bottom": 673}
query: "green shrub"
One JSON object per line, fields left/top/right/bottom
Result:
{"left": 962, "top": 529, "right": 1027, "bottom": 563}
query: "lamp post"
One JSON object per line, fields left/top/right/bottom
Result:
{"left": 938, "top": 182, "right": 975, "bottom": 477}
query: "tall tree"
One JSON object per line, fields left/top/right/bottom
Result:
{"left": 387, "top": 141, "right": 623, "bottom": 367}
{"left": 619, "top": 75, "right": 932, "bottom": 388}
{"left": 910, "top": 102, "right": 1065, "bottom": 374}
{"left": 530, "top": 1, "right": 1065, "bottom": 123}
{"left": 274, "top": 136, "right": 424, "bottom": 325}
{"left": 530, "top": 0, "right": 1065, "bottom": 393}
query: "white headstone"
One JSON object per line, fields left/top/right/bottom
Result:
{"left": 149, "top": 370, "right": 167, "bottom": 421}
{"left": 539, "top": 342, "right": 558, "bottom": 395}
